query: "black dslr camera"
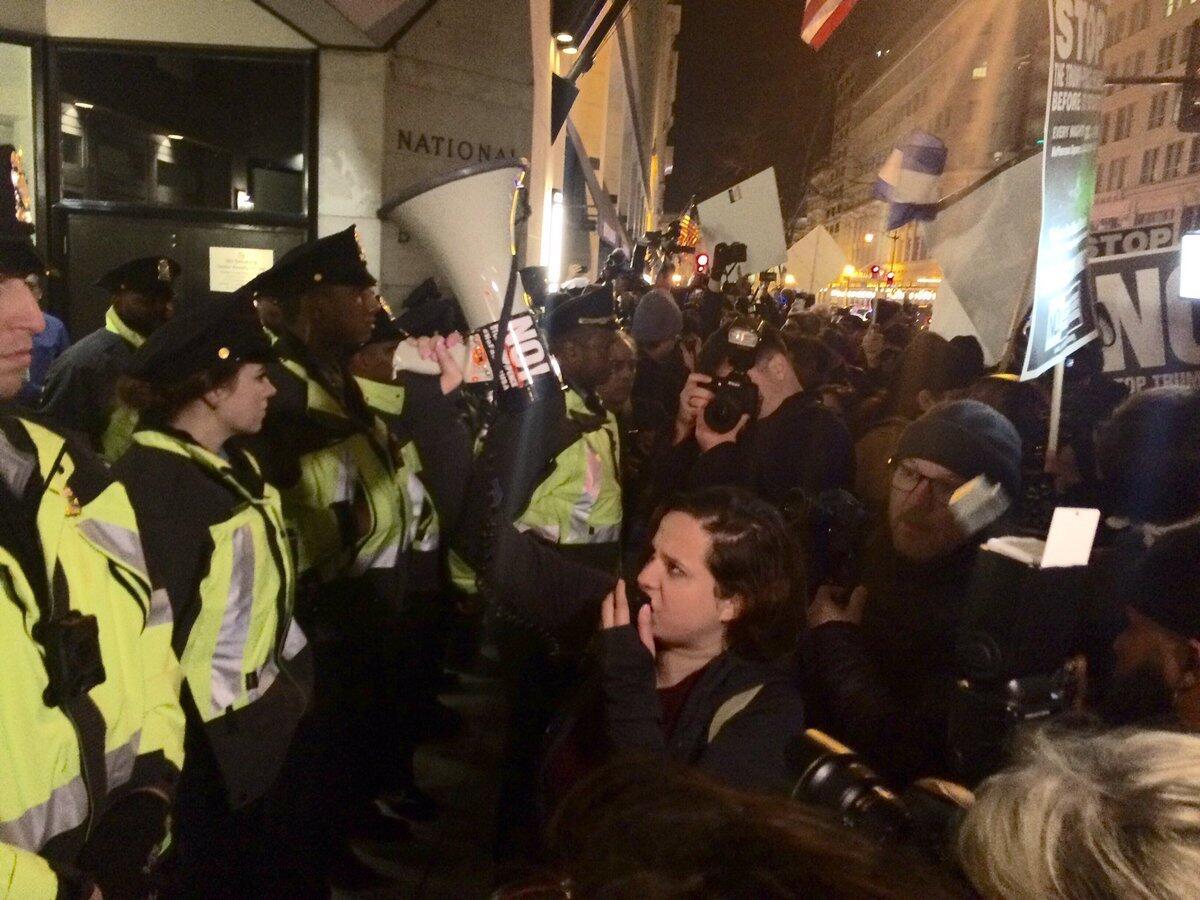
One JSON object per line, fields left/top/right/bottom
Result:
{"left": 704, "top": 321, "right": 761, "bottom": 434}
{"left": 711, "top": 241, "right": 747, "bottom": 278}
{"left": 789, "top": 729, "right": 972, "bottom": 873}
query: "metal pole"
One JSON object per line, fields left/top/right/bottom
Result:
{"left": 1047, "top": 360, "right": 1066, "bottom": 456}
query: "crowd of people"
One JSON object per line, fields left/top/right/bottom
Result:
{"left": 4, "top": 198, "right": 1200, "bottom": 900}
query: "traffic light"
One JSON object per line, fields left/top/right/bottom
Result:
{"left": 696, "top": 252, "right": 710, "bottom": 274}
{"left": 886, "top": 271, "right": 896, "bottom": 286}
{"left": 1181, "top": 23, "right": 1200, "bottom": 132}
{"left": 870, "top": 264, "right": 881, "bottom": 279}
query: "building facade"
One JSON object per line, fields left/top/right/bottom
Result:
{"left": 805, "top": 0, "right": 1047, "bottom": 297}
{"left": 1092, "top": 0, "right": 1200, "bottom": 236}
{"left": 0, "top": 0, "right": 676, "bottom": 332}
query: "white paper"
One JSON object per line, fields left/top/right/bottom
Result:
{"left": 209, "top": 246, "right": 275, "bottom": 294}
{"left": 1040, "top": 507, "right": 1101, "bottom": 569}
{"left": 697, "top": 168, "right": 788, "bottom": 274}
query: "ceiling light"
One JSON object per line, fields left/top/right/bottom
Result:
{"left": 555, "top": 32, "right": 574, "bottom": 44}
{"left": 74, "top": 102, "right": 94, "bottom": 109}
{"left": 167, "top": 134, "right": 183, "bottom": 141}
{"left": 561, "top": 44, "right": 579, "bottom": 55}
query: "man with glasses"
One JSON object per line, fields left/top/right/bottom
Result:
{"left": 804, "top": 400, "right": 1022, "bottom": 786}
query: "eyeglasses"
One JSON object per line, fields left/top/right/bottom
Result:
{"left": 890, "top": 459, "right": 963, "bottom": 505}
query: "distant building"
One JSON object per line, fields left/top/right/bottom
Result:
{"left": 1093, "top": 0, "right": 1200, "bottom": 237}
{"left": 804, "top": 0, "right": 1046, "bottom": 298}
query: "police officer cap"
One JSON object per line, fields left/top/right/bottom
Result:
{"left": 96, "top": 255, "right": 180, "bottom": 297}
{"left": 542, "top": 283, "right": 617, "bottom": 341}
{"left": 127, "top": 293, "right": 272, "bottom": 384}
{"left": 240, "top": 226, "right": 376, "bottom": 301}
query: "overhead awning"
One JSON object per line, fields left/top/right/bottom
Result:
{"left": 253, "top": 0, "right": 438, "bottom": 49}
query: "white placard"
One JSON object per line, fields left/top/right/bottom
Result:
{"left": 208, "top": 246, "right": 275, "bottom": 294}
{"left": 1040, "top": 507, "right": 1101, "bottom": 569}
{"left": 697, "top": 168, "right": 788, "bottom": 275}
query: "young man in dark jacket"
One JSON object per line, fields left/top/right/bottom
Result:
{"left": 804, "top": 400, "right": 1022, "bottom": 786}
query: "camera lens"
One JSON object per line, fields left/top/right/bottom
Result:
{"left": 704, "top": 388, "right": 743, "bottom": 433}
{"left": 788, "top": 731, "right": 911, "bottom": 842}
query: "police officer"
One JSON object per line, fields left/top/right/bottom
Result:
{"left": 0, "top": 213, "right": 185, "bottom": 896}
{"left": 523, "top": 284, "right": 623, "bottom": 570}
{"left": 488, "top": 283, "right": 623, "bottom": 863}
{"left": 112, "top": 293, "right": 315, "bottom": 897}
{"left": 238, "top": 226, "right": 409, "bottom": 886}
{"left": 41, "top": 255, "right": 179, "bottom": 459}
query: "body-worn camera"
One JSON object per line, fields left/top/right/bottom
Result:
{"left": 703, "top": 322, "right": 761, "bottom": 434}
{"left": 34, "top": 611, "right": 107, "bottom": 707}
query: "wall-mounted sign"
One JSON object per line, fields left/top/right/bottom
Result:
{"left": 398, "top": 129, "right": 520, "bottom": 165}
{"left": 209, "top": 246, "right": 275, "bottom": 294}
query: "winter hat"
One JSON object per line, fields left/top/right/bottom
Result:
{"left": 1130, "top": 523, "right": 1200, "bottom": 640}
{"left": 631, "top": 291, "right": 682, "bottom": 345}
{"left": 895, "top": 399, "right": 1023, "bottom": 501}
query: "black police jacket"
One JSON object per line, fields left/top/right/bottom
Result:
{"left": 40, "top": 328, "right": 132, "bottom": 451}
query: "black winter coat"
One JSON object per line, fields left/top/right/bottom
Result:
{"left": 549, "top": 625, "right": 806, "bottom": 797}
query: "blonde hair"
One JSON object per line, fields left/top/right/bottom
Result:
{"left": 958, "top": 727, "right": 1200, "bottom": 899}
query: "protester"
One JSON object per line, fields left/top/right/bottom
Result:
{"left": 853, "top": 331, "right": 976, "bottom": 513}
{"left": 114, "top": 292, "right": 315, "bottom": 896}
{"left": 537, "top": 759, "right": 970, "bottom": 900}
{"left": 543, "top": 487, "right": 806, "bottom": 803}
{"left": 629, "top": 288, "right": 688, "bottom": 438}
{"left": 1099, "top": 523, "right": 1200, "bottom": 730}
{"left": 804, "top": 399, "right": 1023, "bottom": 784}
{"left": 959, "top": 727, "right": 1200, "bottom": 900}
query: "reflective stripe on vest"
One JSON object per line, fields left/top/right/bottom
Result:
{"left": 0, "top": 730, "right": 140, "bottom": 852}
{"left": 101, "top": 308, "right": 144, "bottom": 462}
{"left": 75, "top": 519, "right": 149, "bottom": 582}
{"left": 515, "top": 391, "right": 621, "bottom": 546}
{"left": 1, "top": 420, "right": 184, "bottom": 859}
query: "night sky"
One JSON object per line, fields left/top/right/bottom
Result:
{"left": 664, "top": 0, "right": 934, "bottom": 235}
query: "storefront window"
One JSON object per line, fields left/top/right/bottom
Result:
{"left": 0, "top": 42, "right": 38, "bottom": 229}
{"left": 54, "top": 46, "right": 310, "bottom": 215}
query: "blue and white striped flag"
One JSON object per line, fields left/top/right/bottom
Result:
{"left": 874, "top": 132, "right": 948, "bottom": 231}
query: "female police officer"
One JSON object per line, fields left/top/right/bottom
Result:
{"left": 113, "top": 293, "right": 314, "bottom": 897}
{"left": 1, "top": 189, "right": 184, "bottom": 898}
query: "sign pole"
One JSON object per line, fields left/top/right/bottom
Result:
{"left": 1047, "top": 359, "right": 1066, "bottom": 457}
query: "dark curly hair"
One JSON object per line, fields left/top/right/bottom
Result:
{"left": 652, "top": 487, "right": 805, "bottom": 661}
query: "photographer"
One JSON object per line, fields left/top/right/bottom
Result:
{"left": 804, "top": 400, "right": 1023, "bottom": 785}
{"left": 653, "top": 320, "right": 853, "bottom": 507}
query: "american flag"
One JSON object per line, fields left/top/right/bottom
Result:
{"left": 802, "top": 0, "right": 862, "bottom": 50}
{"left": 677, "top": 202, "right": 700, "bottom": 250}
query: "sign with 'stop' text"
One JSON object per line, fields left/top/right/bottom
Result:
{"left": 1091, "top": 248, "right": 1200, "bottom": 393}
{"left": 1088, "top": 224, "right": 1176, "bottom": 260}
{"left": 1024, "top": 0, "right": 1106, "bottom": 379}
